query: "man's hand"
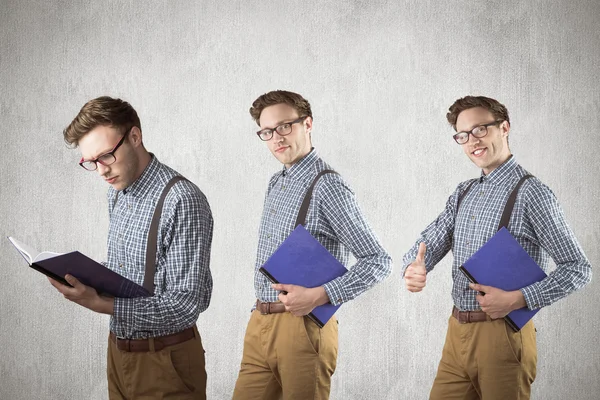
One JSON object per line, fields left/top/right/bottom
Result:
{"left": 405, "top": 242, "right": 427, "bottom": 292}
{"left": 48, "top": 275, "right": 114, "bottom": 315}
{"left": 271, "top": 283, "right": 330, "bottom": 317}
{"left": 470, "top": 283, "right": 527, "bottom": 319}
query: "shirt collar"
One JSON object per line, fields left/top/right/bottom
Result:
{"left": 282, "top": 148, "right": 319, "bottom": 182}
{"left": 479, "top": 155, "right": 517, "bottom": 185}
{"left": 121, "top": 154, "right": 161, "bottom": 198}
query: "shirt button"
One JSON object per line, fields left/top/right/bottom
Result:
{"left": 471, "top": 215, "right": 475, "bottom": 220}
{"left": 479, "top": 191, "right": 484, "bottom": 195}
{"left": 119, "top": 263, "right": 123, "bottom": 268}
{"left": 271, "top": 209, "right": 276, "bottom": 214}
{"left": 281, "top": 185, "right": 285, "bottom": 190}
{"left": 267, "top": 234, "right": 272, "bottom": 239}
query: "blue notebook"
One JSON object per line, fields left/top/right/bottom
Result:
{"left": 459, "top": 227, "right": 547, "bottom": 331}
{"left": 258, "top": 225, "right": 348, "bottom": 328}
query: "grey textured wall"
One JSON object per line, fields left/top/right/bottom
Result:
{"left": 1, "top": 1, "right": 599, "bottom": 399}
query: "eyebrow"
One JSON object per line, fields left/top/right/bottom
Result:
{"left": 81, "top": 146, "right": 114, "bottom": 162}
{"left": 261, "top": 118, "right": 298, "bottom": 131}
{"left": 457, "top": 121, "right": 487, "bottom": 133}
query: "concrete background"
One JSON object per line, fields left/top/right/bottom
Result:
{"left": 1, "top": 0, "right": 599, "bottom": 399}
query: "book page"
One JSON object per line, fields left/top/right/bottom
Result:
{"left": 7, "top": 236, "right": 36, "bottom": 264}
{"left": 34, "top": 251, "right": 63, "bottom": 262}
{"left": 7, "top": 237, "right": 62, "bottom": 264}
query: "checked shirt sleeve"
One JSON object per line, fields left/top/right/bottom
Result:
{"left": 520, "top": 183, "right": 592, "bottom": 310}
{"left": 112, "top": 189, "right": 214, "bottom": 333}
{"left": 401, "top": 183, "right": 466, "bottom": 277}
{"left": 317, "top": 177, "right": 392, "bottom": 306}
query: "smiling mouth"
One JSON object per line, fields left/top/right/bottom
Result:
{"left": 275, "top": 146, "right": 288, "bottom": 153}
{"left": 472, "top": 148, "right": 487, "bottom": 157}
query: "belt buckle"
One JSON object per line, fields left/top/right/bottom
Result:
{"left": 458, "top": 311, "right": 469, "bottom": 324}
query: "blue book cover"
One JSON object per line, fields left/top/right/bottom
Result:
{"left": 459, "top": 227, "right": 547, "bottom": 331}
{"left": 259, "top": 225, "right": 348, "bottom": 328}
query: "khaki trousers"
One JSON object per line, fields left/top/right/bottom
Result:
{"left": 232, "top": 310, "right": 338, "bottom": 400}
{"left": 107, "top": 326, "right": 207, "bottom": 400}
{"left": 430, "top": 315, "right": 537, "bottom": 400}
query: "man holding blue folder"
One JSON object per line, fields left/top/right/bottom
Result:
{"left": 402, "top": 95, "right": 591, "bottom": 399}
{"left": 233, "top": 90, "right": 392, "bottom": 399}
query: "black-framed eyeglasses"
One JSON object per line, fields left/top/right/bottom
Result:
{"left": 453, "top": 120, "right": 504, "bottom": 144}
{"left": 79, "top": 128, "right": 131, "bottom": 171}
{"left": 256, "top": 116, "right": 308, "bottom": 141}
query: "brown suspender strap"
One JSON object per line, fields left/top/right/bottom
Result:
{"left": 497, "top": 174, "right": 533, "bottom": 231}
{"left": 294, "top": 169, "right": 339, "bottom": 227}
{"left": 143, "top": 176, "right": 187, "bottom": 294}
{"left": 456, "top": 179, "right": 478, "bottom": 212}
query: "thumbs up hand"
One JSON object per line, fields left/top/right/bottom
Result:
{"left": 405, "top": 242, "right": 427, "bottom": 293}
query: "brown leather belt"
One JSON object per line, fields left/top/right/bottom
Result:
{"left": 452, "top": 306, "right": 491, "bottom": 324}
{"left": 109, "top": 327, "right": 195, "bottom": 352}
{"left": 256, "top": 300, "right": 287, "bottom": 315}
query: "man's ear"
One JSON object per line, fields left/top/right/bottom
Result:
{"left": 129, "top": 126, "right": 143, "bottom": 147}
{"left": 304, "top": 116, "right": 313, "bottom": 135}
{"left": 501, "top": 120, "right": 510, "bottom": 137}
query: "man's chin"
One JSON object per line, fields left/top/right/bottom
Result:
{"left": 110, "top": 181, "right": 127, "bottom": 191}
{"left": 273, "top": 153, "right": 289, "bottom": 165}
{"left": 468, "top": 156, "right": 485, "bottom": 169}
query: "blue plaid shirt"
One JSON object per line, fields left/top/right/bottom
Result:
{"left": 402, "top": 156, "right": 591, "bottom": 311}
{"left": 254, "top": 149, "right": 392, "bottom": 306}
{"left": 106, "top": 155, "right": 213, "bottom": 338}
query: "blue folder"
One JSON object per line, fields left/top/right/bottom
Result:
{"left": 259, "top": 225, "right": 348, "bottom": 328}
{"left": 459, "top": 227, "right": 547, "bottom": 331}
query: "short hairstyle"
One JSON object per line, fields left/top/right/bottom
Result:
{"left": 446, "top": 96, "right": 510, "bottom": 130}
{"left": 249, "top": 90, "right": 313, "bottom": 125}
{"left": 63, "top": 96, "right": 141, "bottom": 146}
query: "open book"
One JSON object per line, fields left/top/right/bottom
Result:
{"left": 7, "top": 236, "right": 151, "bottom": 298}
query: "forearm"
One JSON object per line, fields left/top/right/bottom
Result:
{"left": 113, "top": 291, "right": 202, "bottom": 332}
{"left": 95, "top": 296, "right": 115, "bottom": 315}
{"left": 323, "top": 253, "right": 392, "bottom": 306}
{"left": 401, "top": 194, "right": 459, "bottom": 276}
{"left": 521, "top": 260, "right": 592, "bottom": 310}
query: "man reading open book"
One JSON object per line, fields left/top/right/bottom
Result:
{"left": 49, "top": 96, "right": 213, "bottom": 399}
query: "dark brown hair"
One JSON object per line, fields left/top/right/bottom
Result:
{"left": 446, "top": 96, "right": 510, "bottom": 130}
{"left": 249, "top": 90, "right": 313, "bottom": 125}
{"left": 63, "top": 96, "right": 141, "bottom": 146}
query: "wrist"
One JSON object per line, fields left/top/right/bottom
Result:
{"left": 314, "top": 286, "right": 330, "bottom": 307}
{"left": 96, "top": 296, "right": 115, "bottom": 315}
{"left": 510, "top": 290, "right": 527, "bottom": 311}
